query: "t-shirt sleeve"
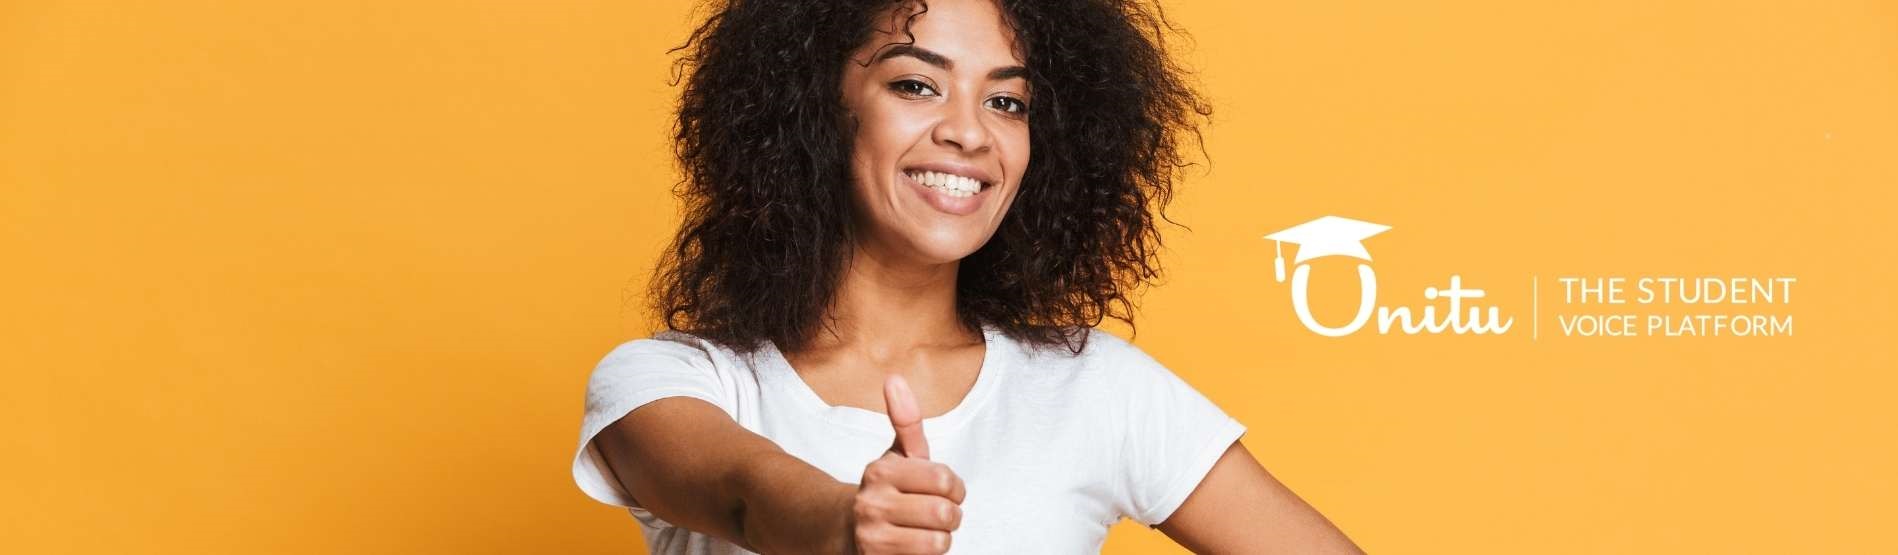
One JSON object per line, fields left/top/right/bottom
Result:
{"left": 1100, "top": 333, "right": 1248, "bottom": 526}
{"left": 570, "top": 332, "right": 738, "bottom": 508}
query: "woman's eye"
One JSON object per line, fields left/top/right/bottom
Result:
{"left": 986, "top": 96, "right": 1028, "bottom": 115}
{"left": 889, "top": 79, "right": 938, "bottom": 98}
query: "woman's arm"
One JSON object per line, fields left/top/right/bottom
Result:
{"left": 592, "top": 397, "right": 856, "bottom": 553}
{"left": 592, "top": 381, "right": 967, "bottom": 555}
{"left": 1156, "top": 440, "right": 1365, "bottom": 554}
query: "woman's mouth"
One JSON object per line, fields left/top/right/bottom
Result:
{"left": 903, "top": 169, "right": 992, "bottom": 216}
{"left": 903, "top": 170, "right": 990, "bottom": 198}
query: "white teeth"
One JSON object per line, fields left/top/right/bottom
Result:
{"left": 906, "top": 170, "right": 984, "bottom": 198}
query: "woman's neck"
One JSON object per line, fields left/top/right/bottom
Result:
{"left": 804, "top": 242, "right": 980, "bottom": 357}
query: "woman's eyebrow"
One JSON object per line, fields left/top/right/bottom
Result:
{"left": 987, "top": 66, "right": 1027, "bottom": 81}
{"left": 877, "top": 44, "right": 951, "bottom": 69}
{"left": 876, "top": 44, "right": 1028, "bottom": 82}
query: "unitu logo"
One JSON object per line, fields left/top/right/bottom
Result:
{"left": 1266, "top": 216, "right": 1514, "bottom": 337}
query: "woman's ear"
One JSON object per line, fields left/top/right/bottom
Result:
{"left": 837, "top": 108, "right": 860, "bottom": 137}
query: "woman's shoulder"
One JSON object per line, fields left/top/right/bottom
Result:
{"left": 594, "top": 328, "right": 764, "bottom": 375}
{"left": 1000, "top": 326, "right": 1215, "bottom": 422}
{"left": 1006, "top": 326, "right": 1172, "bottom": 377}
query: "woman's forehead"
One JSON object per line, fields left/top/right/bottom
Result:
{"left": 858, "top": 0, "right": 1026, "bottom": 70}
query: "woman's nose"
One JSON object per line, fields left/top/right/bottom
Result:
{"left": 931, "top": 97, "right": 991, "bottom": 153}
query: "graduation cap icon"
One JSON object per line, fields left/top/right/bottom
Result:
{"left": 1264, "top": 216, "right": 1392, "bottom": 282}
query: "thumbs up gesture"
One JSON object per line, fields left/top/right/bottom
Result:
{"left": 849, "top": 374, "right": 967, "bottom": 554}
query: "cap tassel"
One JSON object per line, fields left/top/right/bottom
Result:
{"left": 1273, "top": 240, "right": 1286, "bottom": 283}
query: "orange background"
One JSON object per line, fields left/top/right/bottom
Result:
{"left": 3, "top": 1, "right": 1894, "bottom": 553}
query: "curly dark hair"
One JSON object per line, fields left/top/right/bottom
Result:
{"left": 651, "top": 0, "right": 1209, "bottom": 354}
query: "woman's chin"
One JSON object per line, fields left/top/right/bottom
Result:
{"left": 901, "top": 228, "right": 996, "bottom": 265}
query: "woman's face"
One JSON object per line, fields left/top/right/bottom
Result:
{"left": 840, "top": 0, "right": 1031, "bottom": 266}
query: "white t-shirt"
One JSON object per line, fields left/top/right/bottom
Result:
{"left": 570, "top": 325, "right": 1246, "bottom": 554}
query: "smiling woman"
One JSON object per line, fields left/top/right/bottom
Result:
{"left": 652, "top": 0, "right": 1214, "bottom": 357}
{"left": 571, "top": 0, "right": 1364, "bottom": 553}
{"left": 839, "top": 10, "right": 1032, "bottom": 264}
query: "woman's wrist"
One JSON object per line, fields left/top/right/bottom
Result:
{"left": 728, "top": 450, "right": 858, "bottom": 553}
{"left": 832, "top": 481, "right": 862, "bottom": 555}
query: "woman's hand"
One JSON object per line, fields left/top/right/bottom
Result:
{"left": 849, "top": 375, "right": 967, "bottom": 554}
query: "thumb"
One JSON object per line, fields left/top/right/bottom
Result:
{"left": 883, "top": 374, "right": 931, "bottom": 460}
